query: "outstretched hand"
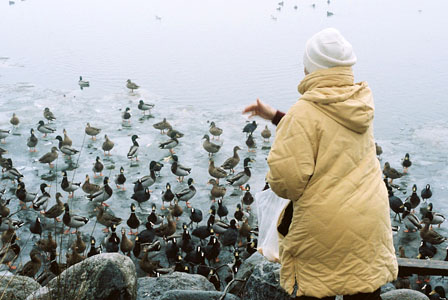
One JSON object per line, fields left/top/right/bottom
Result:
{"left": 242, "top": 98, "right": 276, "bottom": 121}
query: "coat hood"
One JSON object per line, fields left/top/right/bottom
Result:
{"left": 298, "top": 67, "right": 374, "bottom": 134}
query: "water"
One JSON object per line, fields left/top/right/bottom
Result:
{"left": 1, "top": 0, "right": 448, "bottom": 286}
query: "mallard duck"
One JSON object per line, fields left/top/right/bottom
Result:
{"left": 221, "top": 146, "right": 241, "bottom": 174}
{"left": 153, "top": 160, "right": 164, "bottom": 176}
{"left": 167, "top": 128, "right": 184, "bottom": 139}
{"left": 87, "top": 236, "right": 102, "bottom": 257}
{"left": 62, "top": 128, "right": 72, "bottom": 147}
{"left": 42, "top": 192, "right": 64, "bottom": 221}
{"left": 154, "top": 214, "right": 176, "bottom": 238}
{"left": 95, "top": 205, "right": 122, "bottom": 232}
{"left": 15, "top": 181, "right": 36, "bottom": 209}
{"left": 226, "top": 157, "right": 253, "bottom": 189}
{"left": 120, "top": 228, "right": 134, "bottom": 256}
{"left": 208, "top": 159, "right": 227, "bottom": 184}
{"left": 43, "top": 107, "right": 56, "bottom": 122}
{"left": 63, "top": 203, "right": 89, "bottom": 234}
{"left": 425, "top": 203, "right": 445, "bottom": 228}
{"left": 127, "top": 135, "right": 139, "bottom": 161}
{"left": 406, "top": 184, "right": 420, "bottom": 211}
{"left": 202, "top": 134, "right": 221, "bottom": 156}
{"left": 61, "top": 171, "right": 81, "bottom": 198}
{"left": 140, "top": 249, "right": 161, "bottom": 276}
{"left": 127, "top": 203, "right": 140, "bottom": 235}
{"left": 159, "top": 137, "right": 179, "bottom": 154}
{"left": 0, "top": 129, "right": 10, "bottom": 143}
{"left": 208, "top": 178, "right": 226, "bottom": 201}
{"left": 0, "top": 197, "right": 10, "bottom": 218}
{"left": 246, "top": 133, "right": 256, "bottom": 152}
{"left": 87, "top": 176, "right": 113, "bottom": 205}
{"left": 32, "top": 183, "right": 51, "bottom": 212}
{"left": 71, "top": 231, "right": 86, "bottom": 253}
{"left": 3, "top": 165, "right": 23, "bottom": 182}
{"left": 66, "top": 245, "right": 85, "bottom": 267}
{"left": 18, "top": 248, "right": 42, "bottom": 278}
{"left": 85, "top": 123, "right": 101, "bottom": 140}
{"left": 153, "top": 118, "right": 172, "bottom": 134}
{"left": 217, "top": 199, "right": 228, "bottom": 221}
{"left": 175, "top": 178, "right": 196, "bottom": 208}
{"left": 242, "top": 184, "right": 254, "bottom": 210}
{"left": 0, "top": 233, "right": 20, "bottom": 270}
{"left": 402, "top": 153, "right": 412, "bottom": 173}
{"left": 55, "top": 135, "right": 79, "bottom": 159}
{"left": 82, "top": 174, "right": 101, "bottom": 195}
{"left": 420, "top": 218, "right": 446, "bottom": 244}
{"left": 220, "top": 219, "right": 238, "bottom": 250}
{"left": 261, "top": 125, "right": 271, "bottom": 142}
{"left": 0, "top": 154, "right": 12, "bottom": 169}
{"left": 131, "top": 188, "right": 151, "bottom": 207}
{"left": 78, "top": 76, "right": 90, "bottom": 87}
{"left": 38, "top": 146, "right": 58, "bottom": 168}
{"left": 170, "top": 199, "right": 183, "bottom": 221}
{"left": 115, "top": 166, "right": 126, "bottom": 190}
{"left": 92, "top": 156, "right": 104, "bottom": 177}
{"left": 122, "top": 107, "right": 132, "bottom": 124}
{"left": 375, "top": 142, "right": 383, "bottom": 157}
{"left": 10, "top": 113, "right": 19, "bottom": 127}
{"left": 27, "top": 129, "right": 38, "bottom": 152}
{"left": 138, "top": 100, "right": 155, "bottom": 115}
{"left": 102, "top": 134, "right": 114, "bottom": 156}
{"left": 421, "top": 184, "right": 432, "bottom": 201}
{"left": 238, "top": 217, "right": 251, "bottom": 245}
{"left": 126, "top": 79, "right": 139, "bottom": 92}
{"left": 383, "top": 162, "right": 403, "bottom": 183}
{"left": 171, "top": 155, "right": 191, "bottom": 182}
{"left": 243, "top": 120, "right": 257, "bottom": 136}
{"left": 402, "top": 202, "right": 421, "bottom": 233}
{"left": 37, "top": 120, "right": 56, "bottom": 137}
{"left": 209, "top": 121, "right": 223, "bottom": 140}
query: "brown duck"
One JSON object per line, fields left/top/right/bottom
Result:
{"left": 42, "top": 192, "right": 64, "bottom": 221}
{"left": 82, "top": 174, "right": 101, "bottom": 195}
{"left": 71, "top": 231, "right": 86, "bottom": 253}
{"left": 383, "top": 162, "right": 403, "bottom": 183}
{"left": 139, "top": 249, "right": 162, "bottom": 276}
{"left": 66, "top": 246, "right": 85, "bottom": 267}
{"left": 208, "top": 159, "right": 227, "bottom": 184}
{"left": 38, "top": 147, "right": 59, "bottom": 168}
{"left": 85, "top": 123, "right": 101, "bottom": 140}
{"left": 36, "top": 232, "right": 57, "bottom": 254}
{"left": 62, "top": 129, "right": 72, "bottom": 147}
{"left": 120, "top": 228, "right": 134, "bottom": 256}
{"left": 420, "top": 218, "right": 446, "bottom": 245}
{"left": 96, "top": 205, "right": 122, "bottom": 233}
{"left": 220, "top": 146, "right": 241, "bottom": 174}
{"left": 18, "top": 248, "right": 42, "bottom": 278}
{"left": 208, "top": 179, "right": 226, "bottom": 201}
{"left": 154, "top": 214, "right": 176, "bottom": 238}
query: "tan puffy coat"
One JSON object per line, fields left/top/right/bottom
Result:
{"left": 267, "top": 67, "right": 398, "bottom": 298}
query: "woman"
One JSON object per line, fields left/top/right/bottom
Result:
{"left": 243, "top": 28, "right": 397, "bottom": 300}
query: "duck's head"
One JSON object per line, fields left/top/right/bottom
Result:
{"left": 166, "top": 183, "right": 171, "bottom": 190}
{"left": 127, "top": 79, "right": 131, "bottom": 83}
{"left": 149, "top": 161, "right": 157, "bottom": 170}
{"left": 40, "top": 183, "right": 49, "bottom": 191}
{"left": 64, "top": 203, "right": 70, "bottom": 210}
{"left": 245, "top": 184, "right": 251, "bottom": 191}
{"left": 90, "top": 236, "right": 96, "bottom": 245}
{"left": 230, "top": 219, "right": 237, "bottom": 228}
{"left": 62, "top": 171, "right": 67, "bottom": 176}
{"left": 236, "top": 204, "right": 241, "bottom": 211}
{"left": 209, "top": 205, "right": 216, "bottom": 214}
{"left": 37, "top": 120, "right": 45, "bottom": 126}
{"left": 187, "top": 178, "right": 194, "bottom": 185}
{"left": 209, "top": 121, "right": 215, "bottom": 127}
{"left": 51, "top": 147, "right": 58, "bottom": 152}
{"left": 234, "top": 146, "right": 241, "bottom": 151}
{"left": 404, "top": 153, "right": 410, "bottom": 160}
{"left": 202, "top": 134, "right": 210, "bottom": 141}
{"left": 243, "top": 157, "right": 253, "bottom": 166}
{"left": 125, "top": 107, "right": 131, "bottom": 112}
{"left": 427, "top": 203, "right": 433, "bottom": 211}
{"left": 131, "top": 135, "right": 139, "bottom": 141}
{"left": 44, "top": 108, "right": 50, "bottom": 112}
{"left": 120, "top": 166, "right": 124, "bottom": 173}
{"left": 55, "top": 192, "right": 63, "bottom": 199}
{"left": 104, "top": 177, "right": 109, "bottom": 184}
{"left": 139, "top": 100, "right": 144, "bottom": 104}
{"left": 412, "top": 184, "right": 417, "bottom": 193}
{"left": 130, "top": 203, "right": 136, "bottom": 212}
{"left": 85, "top": 174, "right": 90, "bottom": 181}
{"left": 384, "top": 162, "right": 390, "bottom": 169}
{"left": 151, "top": 203, "right": 156, "bottom": 212}
{"left": 55, "top": 135, "right": 63, "bottom": 142}
{"left": 207, "top": 179, "right": 217, "bottom": 185}
{"left": 30, "top": 128, "right": 35, "bottom": 134}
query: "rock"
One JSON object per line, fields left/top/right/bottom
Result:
{"left": 381, "top": 282, "right": 397, "bottom": 294}
{"left": 159, "top": 290, "right": 240, "bottom": 300}
{"left": 137, "top": 272, "right": 216, "bottom": 300}
{"left": 380, "top": 289, "right": 429, "bottom": 300}
{"left": 26, "top": 253, "right": 137, "bottom": 300}
{"left": 0, "top": 274, "right": 41, "bottom": 300}
{"left": 242, "top": 257, "right": 290, "bottom": 300}
{"left": 229, "top": 252, "right": 266, "bottom": 295}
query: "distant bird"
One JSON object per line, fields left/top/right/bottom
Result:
{"left": 243, "top": 121, "right": 257, "bottom": 136}
{"left": 209, "top": 122, "right": 223, "bottom": 140}
{"left": 167, "top": 128, "right": 184, "bottom": 139}
{"left": 175, "top": 178, "right": 196, "bottom": 208}
{"left": 383, "top": 162, "right": 403, "bottom": 183}
{"left": 402, "top": 202, "right": 421, "bottom": 233}
{"left": 102, "top": 134, "right": 114, "bottom": 156}
{"left": 171, "top": 155, "right": 191, "bottom": 182}
{"left": 55, "top": 135, "right": 79, "bottom": 159}
{"left": 425, "top": 203, "right": 445, "bottom": 228}
{"left": 62, "top": 129, "right": 72, "bottom": 147}
{"left": 85, "top": 123, "right": 101, "bottom": 140}
{"left": 241, "top": 184, "right": 254, "bottom": 210}
{"left": 208, "top": 159, "right": 227, "bottom": 184}
{"left": 202, "top": 134, "right": 221, "bottom": 156}
{"left": 32, "top": 183, "right": 51, "bottom": 212}
{"left": 293, "top": 5, "right": 298, "bottom": 10}
{"left": 421, "top": 184, "right": 432, "bottom": 201}
{"left": 388, "top": 189, "right": 404, "bottom": 222}
{"left": 115, "top": 166, "right": 126, "bottom": 190}
{"left": 155, "top": 15, "right": 162, "bottom": 20}
{"left": 221, "top": 146, "right": 241, "bottom": 174}
{"left": 217, "top": 198, "right": 228, "bottom": 221}
{"left": 126, "top": 79, "right": 139, "bottom": 92}
{"left": 92, "top": 156, "right": 104, "bottom": 177}
{"left": 27, "top": 129, "right": 38, "bottom": 152}
{"left": 37, "top": 121, "right": 56, "bottom": 137}
{"left": 278, "top": 1, "right": 283, "bottom": 6}
{"left": 127, "top": 135, "right": 139, "bottom": 161}
{"left": 0, "top": 129, "right": 10, "bottom": 144}
{"left": 406, "top": 184, "right": 420, "bottom": 212}
{"left": 161, "top": 183, "right": 175, "bottom": 210}
{"left": 127, "top": 203, "right": 140, "bottom": 235}
{"left": 402, "top": 153, "right": 412, "bottom": 173}
{"left": 87, "top": 177, "right": 113, "bottom": 205}
{"left": 312, "top": 3, "right": 316, "bottom": 8}
{"left": 261, "top": 125, "right": 271, "bottom": 142}
{"left": 375, "top": 142, "right": 383, "bottom": 157}
{"left": 43, "top": 108, "right": 56, "bottom": 122}
{"left": 10, "top": 113, "right": 19, "bottom": 128}
{"left": 78, "top": 76, "right": 90, "bottom": 88}
{"left": 420, "top": 218, "right": 446, "bottom": 245}
{"left": 38, "top": 146, "right": 58, "bottom": 168}
{"left": 122, "top": 107, "right": 132, "bottom": 124}
{"left": 208, "top": 178, "right": 226, "bottom": 201}
{"left": 159, "top": 137, "right": 179, "bottom": 155}
{"left": 246, "top": 133, "right": 256, "bottom": 152}
{"left": 327, "top": 11, "right": 334, "bottom": 17}
{"left": 63, "top": 203, "right": 89, "bottom": 234}
{"left": 153, "top": 118, "right": 172, "bottom": 134}
{"left": 226, "top": 157, "right": 253, "bottom": 189}
{"left": 138, "top": 100, "right": 155, "bottom": 115}
{"left": 131, "top": 188, "right": 151, "bottom": 208}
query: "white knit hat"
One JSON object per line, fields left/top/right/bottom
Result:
{"left": 303, "top": 28, "right": 357, "bottom": 74}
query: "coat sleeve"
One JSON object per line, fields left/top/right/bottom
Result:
{"left": 267, "top": 113, "right": 316, "bottom": 202}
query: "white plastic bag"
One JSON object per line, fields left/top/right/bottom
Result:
{"left": 256, "top": 188, "right": 291, "bottom": 262}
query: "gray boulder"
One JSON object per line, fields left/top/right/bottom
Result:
{"left": 159, "top": 290, "right": 240, "bottom": 300}
{"left": 242, "top": 257, "right": 290, "bottom": 300}
{"left": 380, "top": 282, "right": 397, "bottom": 294}
{"left": 380, "top": 289, "right": 429, "bottom": 300}
{"left": 0, "top": 274, "right": 41, "bottom": 300}
{"left": 26, "top": 253, "right": 137, "bottom": 300}
{"left": 137, "top": 272, "right": 216, "bottom": 300}
{"left": 229, "top": 252, "right": 266, "bottom": 295}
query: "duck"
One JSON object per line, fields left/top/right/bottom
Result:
{"left": 241, "top": 184, "right": 254, "bottom": 210}
{"left": 0, "top": 233, "right": 20, "bottom": 270}
{"left": 87, "top": 177, "right": 113, "bottom": 205}
{"left": 32, "top": 183, "right": 51, "bottom": 212}
{"left": 208, "top": 269, "right": 221, "bottom": 290}
{"left": 29, "top": 216, "right": 42, "bottom": 237}
{"left": 220, "top": 219, "right": 238, "bottom": 250}
{"left": 189, "top": 207, "right": 203, "bottom": 228}
{"left": 153, "top": 118, "right": 172, "bottom": 134}
{"left": 170, "top": 155, "right": 191, "bottom": 182}
{"left": 221, "top": 146, "right": 241, "bottom": 174}
{"left": 138, "top": 221, "right": 156, "bottom": 244}
{"left": 105, "top": 224, "right": 120, "bottom": 253}
{"left": 66, "top": 246, "right": 85, "bottom": 267}
{"left": 87, "top": 236, "right": 102, "bottom": 257}
{"left": 202, "top": 134, "right": 221, "bottom": 156}
{"left": 115, "top": 166, "right": 126, "bottom": 190}
{"left": 425, "top": 203, "right": 445, "bottom": 228}
{"left": 2, "top": 219, "right": 21, "bottom": 242}
{"left": 120, "top": 228, "right": 134, "bottom": 256}
{"left": 42, "top": 192, "right": 65, "bottom": 221}
{"left": 402, "top": 202, "right": 421, "bottom": 233}
{"left": 62, "top": 128, "right": 72, "bottom": 147}
{"left": 181, "top": 228, "right": 195, "bottom": 254}
{"left": 152, "top": 160, "right": 164, "bottom": 176}
{"left": 15, "top": 181, "right": 37, "bottom": 209}
{"left": 138, "top": 100, "right": 155, "bottom": 115}
{"left": 37, "top": 120, "right": 56, "bottom": 137}
{"left": 61, "top": 171, "right": 81, "bottom": 198}
{"left": 0, "top": 197, "right": 10, "bottom": 218}
{"left": 127, "top": 135, "right": 139, "bottom": 161}
{"left": 78, "top": 76, "right": 90, "bottom": 87}
{"left": 431, "top": 286, "right": 446, "bottom": 300}
{"left": 234, "top": 203, "right": 247, "bottom": 222}
{"left": 71, "top": 231, "right": 86, "bottom": 253}
{"left": 238, "top": 217, "right": 251, "bottom": 245}
{"left": 95, "top": 205, "right": 122, "bottom": 233}
{"left": 161, "top": 183, "right": 175, "bottom": 210}
{"left": 147, "top": 204, "right": 163, "bottom": 225}
{"left": 159, "top": 137, "right": 179, "bottom": 155}
{"left": 43, "top": 107, "right": 56, "bottom": 122}
{"left": 10, "top": 113, "right": 19, "bottom": 128}
{"left": 82, "top": 174, "right": 101, "bottom": 195}
{"left": 208, "top": 159, "right": 227, "bottom": 184}
{"left": 0, "top": 129, "right": 10, "bottom": 143}
{"left": 209, "top": 121, "right": 223, "bottom": 140}
{"left": 226, "top": 157, "right": 253, "bottom": 189}
{"left": 217, "top": 198, "right": 228, "bottom": 221}
{"left": 421, "top": 184, "right": 432, "bottom": 201}
{"left": 0, "top": 154, "right": 12, "bottom": 169}
{"left": 131, "top": 188, "right": 151, "bottom": 208}
{"left": 38, "top": 146, "right": 58, "bottom": 168}
{"left": 122, "top": 107, "right": 132, "bottom": 124}
{"left": 102, "top": 134, "right": 114, "bottom": 156}
{"left": 165, "top": 237, "right": 180, "bottom": 262}
{"left": 134, "top": 161, "right": 157, "bottom": 190}
{"left": 127, "top": 203, "right": 140, "bottom": 235}
{"left": 383, "top": 162, "right": 403, "bottom": 183}
{"left": 261, "top": 125, "right": 271, "bottom": 142}
{"left": 3, "top": 164, "right": 23, "bottom": 182}
{"left": 208, "top": 178, "right": 226, "bottom": 201}
{"left": 55, "top": 135, "right": 79, "bottom": 159}
{"left": 185, "top": 245, "right": 204, "bottom": 265}
{"left": 406, "top": 184, "right": 420, "bottom": 212}
{"left": 27, "top": 129, "right": 38, "bottom": 152}
{"left": 388, "top": 189, "right": 404, "bottom": 222}
{"left": 375, "top": 142, "right": 383, "bottom": 157}
{"left": 154, "top": 214, "right": 176, "bottom": 238}
{"left": 18, "top": 248, "right": 42, "bottom": 278}
{"left": 63, "top": 203, "right": 89, "bottom": 234}
{"left": 402, "top": 153, "right": 412, "bottom": 173}
{"left": 85, "top": 123, "right": 101, "bottom": 140}
{"left": 126, "top": 79, "right": 139, "bottom": 92}
{"left": 246, "top": 235, "right": 257, "bottom": 255}
{"left": 175, "top": 178, "right": 196, "bottom": 208}
{"left": 167, "top": 128, "right": 184, "bottom": 139}
{"left": 92, "top": 156, "right": 104, "bottom": 177}
{"left": 243, "top": 121, "right": 257, "bottom": 136}
{"left": 204, "top": 235, "right": 221, "bottom": 264}
{"left": 170, "top": 199, "right": 183, "bottom": 221}
{"left": 245, "top": 133, "right": 256, "bottom": 152}
{"left": 418, "top": 240, "right": 437, "bottom": 259}
{"left": 140, "top": 249, "right": 162, "bottom": 276}
{"left": 420, "top": 218, "right": 446, "bottom": 244}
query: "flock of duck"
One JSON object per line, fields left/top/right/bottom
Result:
{"left": 377, "top": 143, "right": 448, "bottom": 299}
{"left": 0, "top": 79, "right": 275, "bottom": 292}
